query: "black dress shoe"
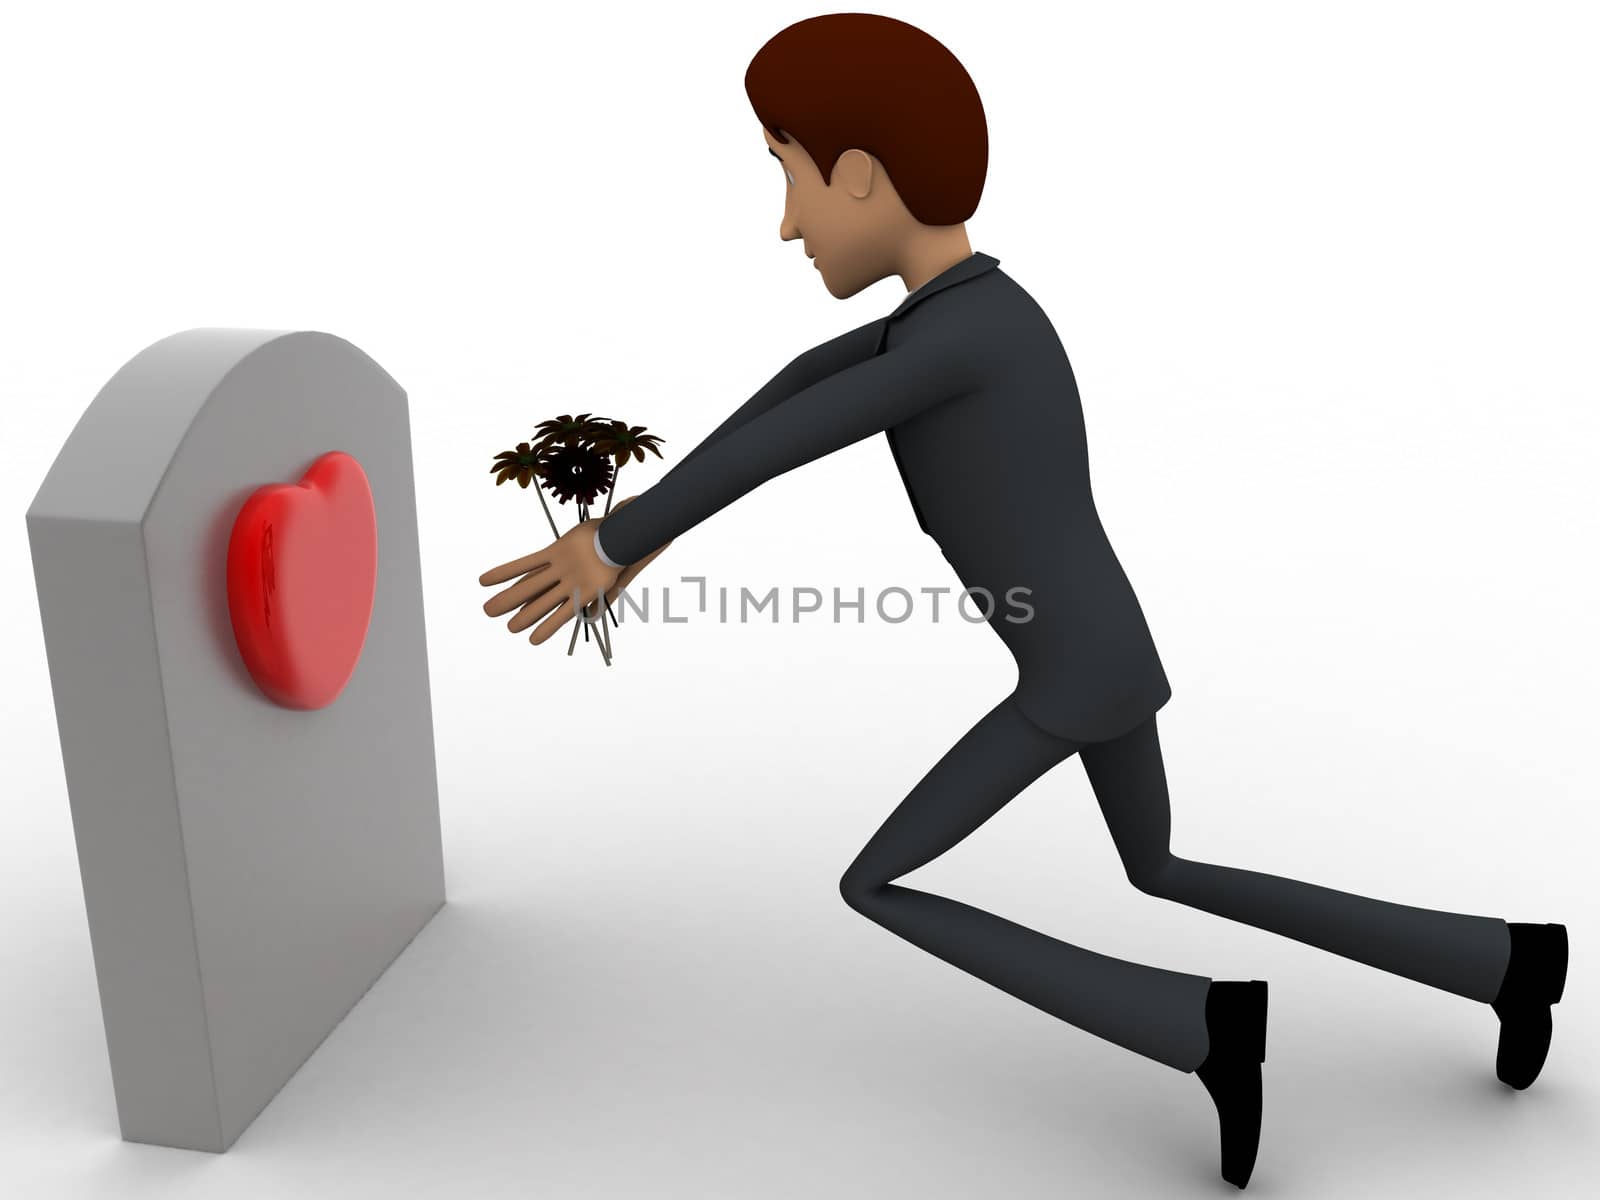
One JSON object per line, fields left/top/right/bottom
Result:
{"left": 1491, "top": 922, "right": 1567, "bottom": 1090}
{"left": 1195, "top": 979, "right": 1268, "bottom": 1189}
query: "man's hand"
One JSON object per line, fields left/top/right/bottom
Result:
{"left": 480, "top": 516, "right": 620, "bottom": 646}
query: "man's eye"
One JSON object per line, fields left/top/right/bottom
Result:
{"left": 784, "top": 168, "right": 795, "bottom": 186}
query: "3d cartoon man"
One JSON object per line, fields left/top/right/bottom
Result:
{"left": 480, "top": 14, "right": 1568, "bottom": 1188}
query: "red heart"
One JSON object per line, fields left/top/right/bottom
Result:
{"left": 227, "top": 450, "right": 378, "bottom": 710}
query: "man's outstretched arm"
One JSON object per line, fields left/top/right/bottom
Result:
{"left": 589, "top": 316, "right": 884, "bottom": 569}
{"left": 482, "top": 313, "right": 975, "bottom": 645}
{"left": 670, "top": 316, "right": 885, "bottom": 471}
{"left": 594, "top": 316, "right": 976, "bottom": 566}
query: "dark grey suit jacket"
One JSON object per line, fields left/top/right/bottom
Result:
{"left": 596, "top": 251, "right": 1171, "bottom": 742}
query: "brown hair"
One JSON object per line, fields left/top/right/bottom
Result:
{"left": 744, "top": 14, "right": 988, "bottom": 226}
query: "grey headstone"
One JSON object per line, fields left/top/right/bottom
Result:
{"left": 26, "top": 328, "right": 446, "bottom": 1151}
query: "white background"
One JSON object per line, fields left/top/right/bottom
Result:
{"left": 3, "top": 1, "right": 1597, "bottom": 1196}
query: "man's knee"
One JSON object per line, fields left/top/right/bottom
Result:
{"left": 838, "top": 863, "right": 877, "bottom": 912}
{"left": 1124, "top": 851, "right": 1178, "bottom": 897}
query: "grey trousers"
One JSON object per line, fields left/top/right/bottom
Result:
{"left": 838, "top": 691, "right": 1514, "bottom": 1072}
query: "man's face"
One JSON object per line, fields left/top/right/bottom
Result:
{"left": 764, "top": 126, "right": 904, "bottom": 299}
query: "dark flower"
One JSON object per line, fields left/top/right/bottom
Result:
{"left": 532, "top": 412, "right": 609, "bottom": 451}
{"left": 490, "top": 441, "right": 546, "bottom": 489}
{"left": 590, "top": 421, "right": 665, "bottom": 466}
{"left": 539, "top": 443, "right": 614, "bottom": 505}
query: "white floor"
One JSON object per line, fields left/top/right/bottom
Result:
{"left": 3, "top": 649, "right": 1595, "bottom": 1200}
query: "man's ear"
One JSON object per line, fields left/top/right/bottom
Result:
{"left": 832, "top": 148, "right": 877, "bottom": 199}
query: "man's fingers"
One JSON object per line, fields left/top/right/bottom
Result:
{"left": 483, "top": 574, "right": 558, "bottom": 618}
{"left": 483, "top": 568, "right": 561, "bottom": 617}
{"left": 507, "top": 584, "right": 571, "bottom": 633}
{"left": 480, "top": 553, "right": 554, "bottom": 588}
{"left": 529, "top": 597, "right": 577, "bottom": 646}
{"left": 531, "top": 580, "right": 610, "bottom": 645}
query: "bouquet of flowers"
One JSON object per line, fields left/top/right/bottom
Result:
{"left": 490, "top": 414, "right": 664, "bottom": 664}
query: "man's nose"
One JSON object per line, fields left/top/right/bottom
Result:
{"left": 779, "top": 213, "right": 800, "bottom": 241}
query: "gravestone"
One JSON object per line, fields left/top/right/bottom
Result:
{"left": 26, "top": 328, "right": 446, "bottom": 1151}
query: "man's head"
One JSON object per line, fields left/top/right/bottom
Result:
{"left": 745, "top": 14, "right": 988, "bottom": 298}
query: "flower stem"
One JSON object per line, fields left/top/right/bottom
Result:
{"left": 604, "top": 462, "right": 624, "bottom": 515}
{"left": 532, "top": 478, "right": 560, "bottom": 540}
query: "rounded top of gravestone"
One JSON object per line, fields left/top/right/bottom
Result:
{"left": 27, "top": 328, "right": 401, "bottom": 525}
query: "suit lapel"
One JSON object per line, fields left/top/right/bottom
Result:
{"left": 884, "top": 251, "right": 1000, "bottom": 323}
{"left": 875, "top": 254, "right": 998, "bottom": 533}
{"left": 874, "top": 251, "right": 1000, "bottom": 355}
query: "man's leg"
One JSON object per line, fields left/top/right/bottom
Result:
{"left": 839, "top": 690, "right": 1213, "bottom": 1072}
{"left": 1080, "top": 715, "right": 1512, "bottom": 1002}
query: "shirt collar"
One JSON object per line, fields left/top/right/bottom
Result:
{"left": 885, "top": 251, "right": 1000, "bottom": 322}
